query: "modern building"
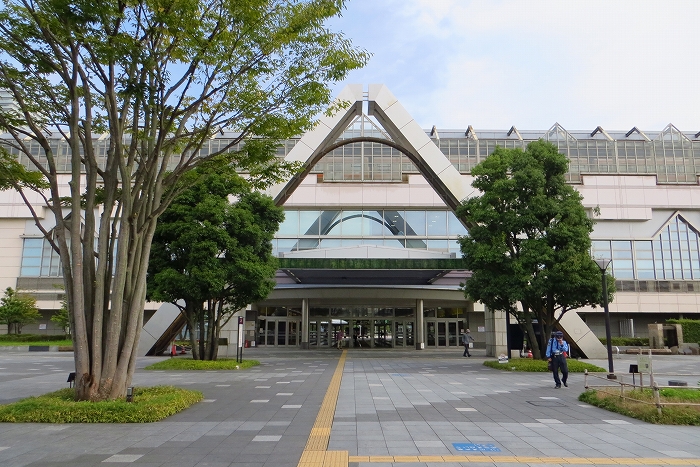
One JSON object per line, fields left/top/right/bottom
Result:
{"left": 2, "top": 84, "right": 700, "bottom": 356}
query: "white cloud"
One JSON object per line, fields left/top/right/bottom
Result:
{"left": 331, "top": 0, "right": 700, "bottom": 131}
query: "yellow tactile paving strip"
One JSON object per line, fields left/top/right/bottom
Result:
{"left": 348, "top": 455, "right": 700, "bottom": 465}
{"left": 298, "top": 351, "right": 700, "bottom": 466}
{"left": 297, "top": 349, "right": 348, "bottom": 467}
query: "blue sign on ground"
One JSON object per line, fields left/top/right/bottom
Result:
{"left": 452, "top": 443, "right": 501, "bottom": 452}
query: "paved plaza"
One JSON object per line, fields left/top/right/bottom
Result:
{"left": 0, "top": 348, "right": 699, "bottom": 467}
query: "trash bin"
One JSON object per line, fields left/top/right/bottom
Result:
{"left": 244, "top": 340, "right": 250, "bottom": 348}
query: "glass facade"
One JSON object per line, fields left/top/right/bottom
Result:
{"left": 21, "top": 238, "right": 62, "bottom": 277}
{"left": 273, "top": 209, "right": 467, "bottom": 257}
{"left": 591, "top": 216, "right": 700, "bottom": 280}
{"left": 7, "top": 119, "right": 700, "bottom": 184}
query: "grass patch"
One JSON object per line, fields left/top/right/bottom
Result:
{"left": 0, "top": 386, "right": 203, "bottom": 423}
{"left": 579, "top": 388, "right": 700, "bottom": 425}
{"left": 483, "top": 358, "right": 605, "bottom": 372}
{"left": 0, "top": 339, "right": 73, "bottom": 347}
{"left": 144, "top": 358, "right": 260, "bottom": 371}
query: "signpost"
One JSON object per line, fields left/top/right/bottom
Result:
{"left": 236, "top": 316, "right": 244, "bottom": 363}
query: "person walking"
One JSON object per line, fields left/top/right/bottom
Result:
{"left": 462, "top": 328, "right": 474, "bottom": 357}
{"left": 546, "top": 331, "right": 569, "bottom": 388}
{"left": 337, "top": 329, "right": 344, "bottom": 349}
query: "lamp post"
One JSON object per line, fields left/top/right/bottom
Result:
{"left": 594, "top": 258, "right": 616, "bottom": 379}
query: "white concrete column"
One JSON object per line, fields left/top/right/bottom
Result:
{"left": 415, "top": 299, "right": 424, "bottom": 350}
{"left": 301, "top": 298, "right": 309, "bottom": 349}
{"left": 484, "top": 305, "right": 508, "bottom": 357}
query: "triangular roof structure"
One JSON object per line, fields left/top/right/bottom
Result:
{"left": 656, "top": 123, "right": 690, "bottom": 142}
{"left": 269, "top": 84, "right": 471, "bottom": 213}
{"left": 507, "top": 126, "right": 522, "bottom": 140}
{"left": 651, "top": 211, "right": 700, "bottom": 239}
{"left": 590, "top": 126, "right": 612, "bottom": 141}
{"left": 545, "top": 123, "right": 577, "bottom": 143}
{"left": 625, "top": 126, "right": 650, "bottom": 141}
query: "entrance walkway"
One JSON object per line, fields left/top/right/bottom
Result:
{"left": 0, "top": 348, "right": 699, "bottom": 466}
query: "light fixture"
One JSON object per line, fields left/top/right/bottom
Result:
{"left": 594, "top": 257, "right": 616, "bottom": 379}
{"left": 126, "top": 386, "right": 134, "bottom": 402}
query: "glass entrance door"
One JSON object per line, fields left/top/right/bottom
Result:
{"left": 256, "top": 319, "right": 301, "bottom": 347}
{"left": 288, "top": 321, "right": 298, "bottom": 346}
{"left": 448, "top": 321, "right": 458, "bottom": 346}
{"left": 425, "top": 320, "right": 460, "bottom": 348}
{"left": 393, "top": 321, "right": 414, "bottom": 348}
{"left": 374, "top": 320, "right": 392, "bottom": 347}
{"left": 352, "top": 320, "right": 371, "bottom": 348}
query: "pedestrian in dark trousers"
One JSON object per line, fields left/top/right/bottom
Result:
{"left": 461, "top": 329, "right": 474, "bottom": 357}
{"left": 546, "top": 331, "right": 569, "bottom": 388}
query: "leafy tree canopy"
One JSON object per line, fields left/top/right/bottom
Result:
{"left": 0, "top": 287, "right": 41, "bottom": 334}
{"left": 457, "top": 140, "right": 614, "bottom": 358}
{"left": 147, "top": 156, "right": 284, "bottom": 359}
{"left": 0, "top": 0, "right": 369, "bottom": 400}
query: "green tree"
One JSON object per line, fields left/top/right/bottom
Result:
{"left": 0, "top": 287, "right": 41, "bottom": 334}
{"left": 147, "top": 158, "right": 284, "bottom": 360}
{"left": 51, "top": 297, "right": 71, "bottom": 337}
{"left": 456, "top": 140, "right": 614, "bottom": 359}
{"left": 0, "top": 0, "right": 368, "bottom": 400}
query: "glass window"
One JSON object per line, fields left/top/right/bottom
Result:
{"left": 384, "top": 238, "right": 405, "bottom": 248}
{"left": 320, "top": 238, "right": 342, "bottom": 248}
{"left": 21, "top": 238, "right": 62, "bottom": 277}
{"left": 299, "top": 211, "right": 320, "bottom": 236}
{"left": 339, "top": 210, "right": 366, "bottom": 236}
{"left": 384, "top": 210, "right": 405, "bottom": 236}
{"left": 277, "top": 210, "right": 299, "bottom": 236}
{"left": 448, "top": 240, "right": 463, "bottom": 258}
{"left": 427, "top": 211, "right": 447, "bottom": 236}
{"left": 427, "top": 239, "right": 448, "bottom": 252}
{"left": 405, "top": 211, "right": 426, "bottom": 236}
{"left": 366, "top": 210, "right": 390, "bottom": 236}
{"left": 319, "top": 210, "right": 341, "bottom": 235}
{"left": 448, "top": 212, "right": 468, "bottom": 236}
{"left": 276, "top": 239, "right": 297, "bottom": 254}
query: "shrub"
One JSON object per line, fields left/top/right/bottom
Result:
{"left": 598, "top": 337, "right": 649, "bottom": 346}
{"left": 144, "top": 358, "right": 259, "bottom": 370}
{"left": 667, "top": 319, "right": 700, "bottom": 345}
{"left": 0, "top": 386, "right": 203, "bottom": 423}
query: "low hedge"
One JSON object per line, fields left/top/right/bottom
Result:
{"left": 0, "top": 386, "right": 203, "bottom": 423}
{"left": 483, "top": 358, "right": 605, "bottom": 372}
{"left": 0, "top": 334, "right": 69, "bottom": 342}
{"left": 144, "top": 358, "right": 260, "bottom": 371}
{"left": 598, "top": 337, "right": 649, "bottom": 346}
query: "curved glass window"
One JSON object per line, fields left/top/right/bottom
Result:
{"left": 277, "top": 209, "right": 466, "bottom": 256}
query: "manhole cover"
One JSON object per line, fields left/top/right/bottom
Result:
{"left": 527, "top": 400, "right": 566, "bottom": 407}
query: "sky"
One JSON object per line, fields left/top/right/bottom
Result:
{"left": 327, "top": 0, "right": 700, "bottom": 133}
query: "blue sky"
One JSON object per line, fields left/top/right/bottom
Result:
{"left": 328, "top": 0, "right": 700, "bottom": 133}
